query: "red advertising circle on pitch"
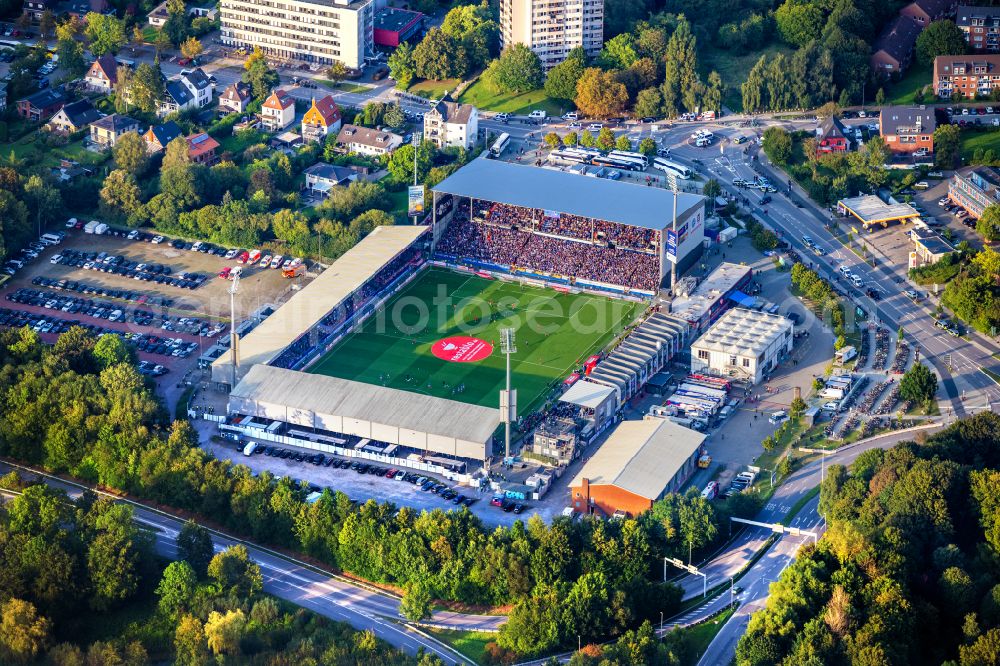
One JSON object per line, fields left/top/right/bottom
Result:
{"left": 431, "top": 336, "right": 494, "bottom": 363}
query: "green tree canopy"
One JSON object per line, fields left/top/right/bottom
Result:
{"left": 482, "top": 44, "right": 544, "bottom": 94}
{"left": 917, "top": 19, "right": 967, "bottom": 65}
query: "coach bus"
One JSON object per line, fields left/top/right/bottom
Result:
{"left": 652, "top": 157, "right": 692, "bottom": 180}
{"left": 489, "top": 132, "right": 511, "bottom": 157}
{"left": 608, "top": 150, "right": 649, "bottom": 168}
{"left": 550, "top": 149, "right": 591, "bottom": 164}
{"left": 590, "top": 155, "right": 642, "bottom": 171}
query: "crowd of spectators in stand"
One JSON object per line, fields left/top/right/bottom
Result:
{"left": 270, "top": 248, "right": 422, "bottom": 370}
{"left": 437, "top": 201, "right": 661, "bottom": 291}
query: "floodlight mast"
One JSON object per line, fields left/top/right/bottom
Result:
{"left": 500, "top": 328, "right": 517, "bottom": 461}
{"left": 229, "top": 274, "right": 240, "bottom": 388}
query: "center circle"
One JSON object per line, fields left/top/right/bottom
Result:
{"left": 431, "top": 336, "right": 494, "bottom": 363}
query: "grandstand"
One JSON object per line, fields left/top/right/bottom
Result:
{"left": 430, "top": 159, "right": 706, "bottom": 295}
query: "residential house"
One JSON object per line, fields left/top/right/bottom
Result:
{"left": 423, "top": 97, "right": 478, "bottom": 150}
{"left": 16, "top": 89, "right": 64, "bottom": 122}
{"left": 880, "top": 107, "right": 936, "bottom": 154}
{"left": 157, "top": 68, "right": 214, "bottom": 117}
{"left": 186, "top": 132, "right": 220, "bottom": 166}
{"left": 871, "top": 15, "right": 923, "bottom": 79}
{"left": 934, "top": 54, "right": 1000, "bottom": 98}
{"left": 22, "top": 0, "right": 54, "bottom": 22}
{"left": 335, "top": 124, "right": 403, "bottom": 156}
{"left": 149, "top": 0, "right": 217, "bottom": 26}
{"left": 816, "top": 116, "right": 854, "bottom": 154}
{"left": 899, "top": 0, "right": 955, "bottom": 27}
{"left": 303, "top": 162, "right": 359, "bottom": 196}
{"left": 89, "top": 114, "right": 141, "bottom": 148}
{"left": 66, "top": 0, "right": 109, "bottom": 20}
{"left": 261, "top": 89, "right": 295, "bottom": 131}
{"left": 143, "top": 121, "right": 183, "bottom": 153}
{"left": 219, "top": 81, "right": 251, "bottom": 114}
{"left": 85, "top": 54, "right": 118, "bottom": 93}
{"left": 48, "top": 99, "right": 102, "bottom": 133}
{"left": 948, "top": 167, "right": 1000, "bottom": 218}
{"left": 957, "top": 5, "right": 1000, "bottom": 52}
{"left": 301, "top": 95, "right": 342, "bottom": 143}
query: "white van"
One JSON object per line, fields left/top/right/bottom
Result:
{"left": 528, "top": 110, "right": 547, "bottom": 119}
{"left": 768, "top": 410, "right": 788, "bottom": 425}
{"left": 242, "top": 442, "right": 257, "bottom": 456}
{"left": 40, "top": 233, "right": 62, "bottom": 245}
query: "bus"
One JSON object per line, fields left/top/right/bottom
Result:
{"left": 652, "top": 158, "right": 691, "bottom": 180}
{"left": 608, "top": 150, "right": 649, "bottom": 168}
{"left": 489, "top": 132, "right": 510, "bottom": 157}
{"left": 590, "top": 155, "right": 642, "bottom": 171}
{"left": 550, "top": 149, "right": 591, "bottom": 164}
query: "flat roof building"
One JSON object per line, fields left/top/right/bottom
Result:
{"left": 374, "top": 7, "right": 423, "bottom": 47}
{"left": 910, "top": 227, "right": 955, "bottom": 267}
{"left": 690, "top": 308, "right": 794, "bottom": 384}
{"left": 668, "top": 262, "right": 754, "bottom": 335}
{"left": 569, "top": 418, "right": 705, "bottom": 518}
{"left": 837, "top": 195, "right": 921, "bottom": 229}
{"left": 949, "top": 167, "right": 1000, "bottom": 219}
{"left": 500, "top": 0, "right": 603, "bottom": 70}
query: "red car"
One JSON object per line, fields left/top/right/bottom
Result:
{"left": 178, "top": 57, "right": 192, "bottom": 66}
{"left": 490, "top": 496, "right": 505, "bottom": 507}
{"left": 384, "top": 468, "right": 397, "bottom": 478}
{"left": 218, "top": 267, "right": 232, "bottom": 279}
{"left": 236, "top": 251, "right": 250, "bottom": 264}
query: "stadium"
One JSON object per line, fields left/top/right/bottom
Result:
{"left": 216, "top": 159, "right": 700, "bottom": 476}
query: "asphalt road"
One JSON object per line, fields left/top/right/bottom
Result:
{"left": 0, "top": 460, "right": 502, "bottom": 664}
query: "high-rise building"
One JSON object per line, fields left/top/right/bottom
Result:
{"left": 220, "top": 0, "right": 374, "bottom": 70}
{"left": 499, "top": 0, "right": 603, "bottom": 70}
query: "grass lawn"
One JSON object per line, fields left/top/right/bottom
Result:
{"left": 959, "top": 128, "right": 1000, "bottom": 162}
{"left": 218, "top": 129, "right": 265, "bottom": 155}
{"left": 319, "top": 80, "right": 371, "bottom": 94}
{"left": 425, "top": 628, "right": 495, "bottom": 664}
{"left": 886, "top": 62, "right": 932, "bottom": 105}
{"left": 4, "top": 132, "right": 108, "bottom": 170}
{"left": 458, "top": 79, "right": 566, "bottom": 116}
{"left": 408, "top": 78, "right": 461, "bottom": 100}
{"left": 141, "top": 26, "right": 158, "bottom": 43}
{"left": 681, "top": 608, "right": 736, "bottom": 666}
{"left": 700, "top": 43, "right": 794, "bottom": 112}
{"left": 308, "top": 267, "right": 642, "bottom": 414}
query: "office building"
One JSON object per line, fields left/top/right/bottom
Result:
{"left": 690, "top": 308, "right": 794, "bottom": 384}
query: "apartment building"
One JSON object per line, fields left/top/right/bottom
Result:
{"left": 934, "top": 54, "right": 1000, "bottom": 99}
{"left": 879, "top": 107, "right": 936, "bottom": 154}
{"left": 499, "top": 0, "right": 603, "bottom": 70}
{"left": 957, "top": 6, "right": 1000, "bottom": 53}
{"left": 424, "top": 97, "right": 478, "bottom": 150}
{"left": 220, "top": 0, "right": 375, "bottom": 70}
{"left": 949, "top": 167, "right": 1000, "bottom": 219}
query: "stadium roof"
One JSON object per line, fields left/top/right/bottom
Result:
{"left": 560, "top": 380, "right": 617, "bottom": 409}
{"left": 230, "top": 365, "right": 500, "bottom": 456}
{"left": 570, "top": 418, "right": 705, "bottom": 500}
{"left": 212, "top": 225, "right": 428, "bottom": 383}
{"left": 838, "top": 195, "right": 919, "bottom": 225}
{"left": 433, "top": 158, "right": 705, "bottom": 231}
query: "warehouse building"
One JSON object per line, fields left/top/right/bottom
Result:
{"left": 569, "top": 418, "right": 706, "bottom": 518}
{"left": 690, "top": 308, "right": 794, "bottom": 384}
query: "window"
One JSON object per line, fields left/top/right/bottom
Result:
{"left": 729, "top": 355, "right": 737, "bottom": 366}
{"left": 742, "top": 358, "right": 751, "bottom": 368}
{"left": 697, "top": 349, "right": 709, "bottom": 360}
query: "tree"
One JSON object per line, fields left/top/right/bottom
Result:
{"left": 703, "top": 178, "right": 722, "bottom": 199}
{"left": 544, "top": 132, "right": 561, "bottom": 148}
{"left": 23, "top": 174, "right": 61, "bottom": 235}
{"left": 131, "top": 24, "right": 144, "bottom": 52}
{"left": 575, "top": 68, "right": 628, "bottom": 119}
{"left": 204, "top": 609, "right": 246, "bottom": 657}
{"left": 86, "top": 503, "right": 143, "bottom": 610}
{"left": 413, "top": 27, "right": 467, "bottom": 80}
{"left": 615, "top": 135, "right": 632, "bottom": 151}
{"left": 387, "top": 41, "right": 416, "bottom": 89}
{"left": 113, "top": 132, "right": 149, "bottom": 176}
{"left": 483, "top": 44, "right": 543, "bottom": 94}
{"left": 243, "top": 47, "right": 279, "bottom": 100}
{"left": 174, "top": 615, "right": 210, "bottom": 666}
{"left": 177, "top": 520, "right": 214, "bottom": 578}
{"left": 596, "top": 127, "right": 616, "bottom": 151}
{"left": 638, "top": 137, "right": 657, "bottom": 156}
{"left": 153, "top": 28, "right": 172, "bottom": 58}
{"left": 180, "top": 36, "right": 203, "bottom": 61}
{"left": 703, "top": 71, "right": 724, "bottom": 116}
{"left": 762, "top": 127, "right": 793, "bottom": 164}
{"left": 544, "top": 48, "right": 586, "bottom": 100}
{"left": 900, "top": 362, "right": 938, "bottom": 405}
{"left": 92, "top": 331, "right": 135, "bottom": 369}
{"left": 978, "top": 204, "right": 1000, "bottom": 242}
{"left": 973, "top": 246, "right": 1000, "bottom": 279}
{"left": 633, "top": 87, "right": 662, "bottom": 119}
{"left": 0, "top": 599, "right": 50, "bottom": 664}
{"left": 129, "top": 61, "right": 166, "bottom": 114}
{"left": 208, "top": 545, "right": 262, "bottom": 598}
{"left": 383, "top": 103, "right": 405, "bottom": 128}
{"left": 775, "top": 0, "right": 824, "bottom": 47}
{"left": 401, "top": 580, "right": 433, "bottom": 621}
{"left": 56, "top": 24, "right": 86, "bottom": 77}
{"left": 440, "top": 2, "right": 497, "bottom": 70}
{"left": 917, "top": 19, "right": 967, "bottom": 66}
{"left": 156, "top": 561, "right": 198, "bottom": 618}
{"left": 563, "top": 131, "right": 578, "bottom": 147}
{"left": 875, "top": 87, "right": 885, "bottom": 107}
{"left": 386, "top": 141, "right": 434, "bottom": 183}
{"left": 579, "top": 130, "right": 595, "bottom": 148}
{"left": 164, "top": 0, "right": 190, "bottom": 46}
{"left": 326, "top": 60, "right": 348, "bottom": 85}
{"left": 38, "top": 9, "right": 55, "bottom": 40}
{"left": 600, "top": 33, "right": 639, "bottom": 69}
{"left": 99, "top": 170, "right": 144, "bottom": 227}
{"left": 84, "top": 13, "right": 126, "bottom": 56}
{"left": 790, "top": 395, "right": 807, "bottom": 418}
{"left": 935, "top": 124, "right": 962, "bottom": 169}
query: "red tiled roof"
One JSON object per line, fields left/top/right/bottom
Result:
{"left": 186, "top": 132, "right": 220, "bottom": 158}
{"left": 263, "top": 89, "right": 294, "bottom": 110}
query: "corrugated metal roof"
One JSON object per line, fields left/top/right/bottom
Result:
{"left": 560, "top": 380, "right": 616, "bottom": 409}
{"left": 432, "top": 158, "right": 704, "bottom": 231}
{"left": 570, "top": 418, "right": 705, "bottom": 500}
{"left": 212, "top": 225, "right": 428, "bottom": 381}
{"left": 231, "top": 364, "right": 500, "bottom": 445}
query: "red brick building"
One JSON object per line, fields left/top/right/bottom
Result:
{"left": 958, "top": 5, "right": 1000, "bottom": 53}
{"left": 569, "top": 418, "right": 704, "bottom": 519}
{"left": 880, "top": 107, "right": 936, "bottom": 154}
{"left": 934, "top": 54, "right": 1000, "bottom": 99}
{"left": 900, "top": 0, "right": 955, "bottom": 28}
{"left": 871, "top": 16, "right": 923, "bottom": 79}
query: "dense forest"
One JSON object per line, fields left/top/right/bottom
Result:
{"left": 0, "top": 324, "right": 760, "bottom": 658}
{"left": 737, "top": 413, "right": 1000, "bottom": 666}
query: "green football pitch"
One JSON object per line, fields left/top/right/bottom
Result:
{"left": 307, "top": 267, "right": 645, "bottom": 412}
